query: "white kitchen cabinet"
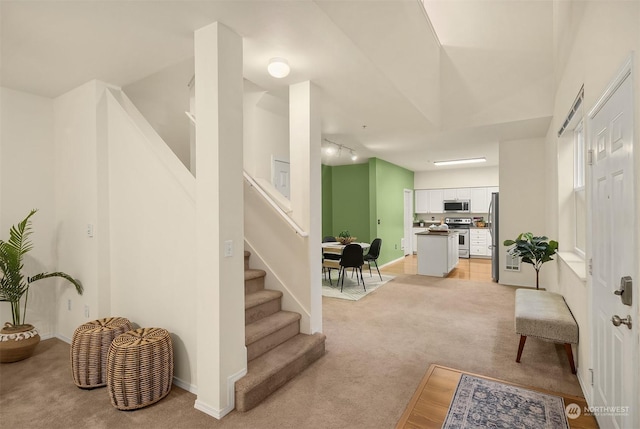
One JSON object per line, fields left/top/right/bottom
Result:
{"left": 415, "top": 189, "right": 443, "bottom": 214}
{"left": 470, "top": 187, "right": 488, "bottom": 213}
{"left": 456, "top": 188, "right": 471, "bottom": 200}
{"left": 416, "top": 231, "right": 459, "bottom": 276}
{"left": 415, "top": 190, "right": 429, "bottom": 213}
{"left": 447, "top": 233, "right": 459, "bottom": 272}
{"left": 428, "top": 189, "right": 444, "bottom": 213}
{"left": 443, "top": 188, "right": 471, "bottom": 201}
{"left": 470, "top": 228, "right": 491, "bottom": 258}
{"left": 412, "top": 227, "right": 427, "bottom": 253}
{"left": 443, "top": 188, "right": 456, "bottom": 201}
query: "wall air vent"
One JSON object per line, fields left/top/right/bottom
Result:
{"left": 505, "top": 252, "right": 521, "bottom": 271}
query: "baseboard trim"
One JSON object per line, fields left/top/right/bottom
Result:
{"left": 173, "top": 377, "right": 197, "bottom": 394}
{"left": 380, "top": 256, "right": 405, "bottom": 268}
{"left": 193, "top": 366, "right": 247, "bottom": 420}
{"left": 55, "top": 333, "right": 72, "bottom": 344}
{"left": 576, "top": 367, "right": 593, "bottom": 407}
{"left": 54, "top": 332, "right": 199, "bottom": 395}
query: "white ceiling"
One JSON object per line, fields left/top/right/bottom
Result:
{"left": 0, "top": 0, "right": 555, "bottom": 172}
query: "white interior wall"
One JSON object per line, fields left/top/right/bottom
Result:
{"left": 0, "top": 88, "right": 58, "bottom": 336}
{"left": 106, "top": 90, "right": 197, "bottom": 389}
{"left": 53, "top": 81, "right": 104, "bottom": 340}
{"left": 546, "top": 0, "right": 640, "bottom": 404}
{"left": 243, "top": 86, "right": 289, "bottom": 183}
{"left": 123, "top": 58, "right": 194, "bottom": 170}
{"left": 414, "top": 165, "right": 498, "bottom": 189}
{"left": 498, "top": 138, "right": 546, "bottom": 288}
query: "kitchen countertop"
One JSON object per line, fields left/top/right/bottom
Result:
{"left": 416, "top": 230, "right": 458, "bottom": 236}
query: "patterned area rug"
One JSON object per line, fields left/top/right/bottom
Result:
{"left": 443, "top": 374, "right": 570, "bottom": 429}
{"left": 321, "top": 271, "right": 394, "bottom": 301}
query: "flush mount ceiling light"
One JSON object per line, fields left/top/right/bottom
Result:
{"left": 433, "top": 157, "right": 486, "bottom": 167}
{"left": 267, "top": 57, "right": 290, "bottom": 78}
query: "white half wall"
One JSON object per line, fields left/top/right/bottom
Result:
{"left": 105, "top": 89, "right": 197, "bottom": 389}
{"left": 124, "top": 57, "right": 194, "bottom": 170}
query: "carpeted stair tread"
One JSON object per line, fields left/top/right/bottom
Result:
{"left": 235, "top": 332, "right": 326, "bottom": 411}
{"left": 245, "top": 289, "right": 283, "bottom": 325}
{"left": 245, "top": 269, "right": 266, "bottom": 281}
{"left": 245, "top": 290, "right": 283, "bottom": 311}
{"left": 245, "top": 311, "right": 300, "bottom": 346}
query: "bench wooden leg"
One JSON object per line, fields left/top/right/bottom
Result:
{"left": 516, "top": 335, "right": 527, "bottom": 363}
{"left": 564, "top": 343, "right": 577, "bottom": 374}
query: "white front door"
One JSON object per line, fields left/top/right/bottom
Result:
{"left": 403, "top": 189, "right": 413, "bottom": 256}
{"left": 272, "top": 158, "right": 290, "bottom": 199}
{"left": 590, "top": 59, "right": 638, "bottom": 429}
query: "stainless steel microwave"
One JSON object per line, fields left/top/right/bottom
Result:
{"left": 443, "top": 200, "right": 470, "bottom": 212}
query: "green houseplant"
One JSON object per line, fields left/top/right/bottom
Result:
{"left": 503, "top": 232, "right": 558, "bottom": 290}
{"left": 337, "top": 230, "right": 356, "bottom": 245}
{"left": 0, "top": 209, "right": 83, "bottom": 362}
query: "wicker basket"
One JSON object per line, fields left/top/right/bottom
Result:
{"left": 70, "top": 317, "right": 133, "bottom": 388}
{"left": 107, "top": 327, "right": 173, "bottom": 410}
{"left": 337, "top": 236, "right": 357, "bottom": 245}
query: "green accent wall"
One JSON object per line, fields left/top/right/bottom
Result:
{"left": 369, "top": 158, "right": 414, "bottom": 265}
{"left": 321, "top": 164, "right": 333, "bottom": 237}
{"left": 321, "top": 158, "right": 414, "bottom": 266}
{"left": 326, "top": 163, "right": 370, "bottom": 242}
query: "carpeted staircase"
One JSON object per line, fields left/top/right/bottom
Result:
{"left": 235, "top": 251, "right": 326, "bottom": 412}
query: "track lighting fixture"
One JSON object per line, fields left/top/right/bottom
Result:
{"left": 323, "top": 138, "right": 358, "bottom": 162}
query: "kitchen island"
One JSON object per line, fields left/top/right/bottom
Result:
{"left": 416, "top": 231, "right": 459, "bottom": 277}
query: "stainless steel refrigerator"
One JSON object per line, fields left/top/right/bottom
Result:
{"left": 488, "top": 192, "right": 499, "bottom": 282}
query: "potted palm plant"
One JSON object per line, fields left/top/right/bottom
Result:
{"left": 0, "top": 209, "right": 83, "bottom": 363}
{"left": 503, "top": 232, "right": 558, "bottom": 289}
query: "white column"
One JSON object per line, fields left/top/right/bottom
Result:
{"left": 194, "top": 22, "right": 246, "bottom": 419}
{"left": 289, "top": 81, "right": 322, "bottom": 333}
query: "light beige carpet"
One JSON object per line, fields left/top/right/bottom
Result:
{"left": 0, "top": 274, "right": 584, "bottom": 429}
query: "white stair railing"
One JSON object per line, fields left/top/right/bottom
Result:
{"left": 243, "top": 171, "right": 308, "bottom": 237}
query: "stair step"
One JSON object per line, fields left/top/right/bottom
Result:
{"left": 245, "top": 290, "right": 283, "bottom": 325}
{"left": 246, "top": 311, "right": 300, "bottom": 361}
{"left": 245, "top": 269, "right": 266, "bottom": 294}
{"left": 235, "top": 332, "right": 326, "bottom": 412}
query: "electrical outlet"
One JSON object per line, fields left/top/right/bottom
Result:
{"left": 84, "top": 305, "right": 90, "bottom": 318}
{"left": 87, "top": 223, "right": 94, "bottom": 237}
{"left": 67, "top": 299, "right": 71, "bottom": 311}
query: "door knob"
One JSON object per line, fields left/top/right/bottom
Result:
{"left": 611, "top": 315, "right": 632, "bottom": 329}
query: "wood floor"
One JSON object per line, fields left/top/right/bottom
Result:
{"left": 395, "top": 365, "right": 598, "bottom": 429}
{"left": 382, "top": 254, "right": 492, "bottom": 283}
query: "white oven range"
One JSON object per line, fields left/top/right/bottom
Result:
{"left": 445, "top": 217, "right": 471, "bottom": 259}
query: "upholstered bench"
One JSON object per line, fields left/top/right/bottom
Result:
{"left": 514, "top": 289, "right": 578, "bottom": 374}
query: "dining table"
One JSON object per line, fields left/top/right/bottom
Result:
{"left": 321, "top": 242, "right": 371, "bottom": 252}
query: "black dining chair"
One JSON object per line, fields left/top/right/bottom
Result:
{"left": 322, "top": 236, "right": 341, "bottom": 284}
{"left": 364, "top": 238, "right": 382, "bottom": 281}
{"left": 339, "top": 243, "right": 365, "bottom": 292}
